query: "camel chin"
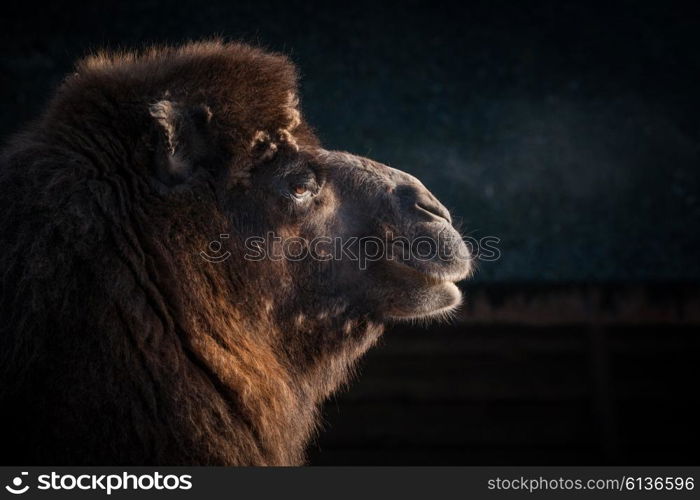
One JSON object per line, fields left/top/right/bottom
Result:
{"left": 386, "top": 281, "right": 463, "bottom": 321}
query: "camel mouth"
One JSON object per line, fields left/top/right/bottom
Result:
{"left": 386, "top": 245, "right": 473, "bottom": 284}
{"left": 387, "top": 235, "right": 473, "bottom": 284}
{"left": 385, "top": 281, "right": 463, "bottom": 321}
{"left": 380, "top": 261, "right": 466, "bottom": 321}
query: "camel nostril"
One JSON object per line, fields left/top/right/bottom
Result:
{"left": 415, "top": 201, "right": 452, "bottom": 224}
{"left": 394, "top": 184, "right": 453, "bottom": 224}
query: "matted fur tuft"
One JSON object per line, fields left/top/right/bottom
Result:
{"left": 53, "top": 40, "right": 317, "bottom": 184}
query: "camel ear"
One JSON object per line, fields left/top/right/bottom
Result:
{"left": 149, "top": 100, "right": 213, "bottom": 185}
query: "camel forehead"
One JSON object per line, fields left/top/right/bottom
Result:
{"left": 313, "top": 149, "right": 420, "bottom": 187}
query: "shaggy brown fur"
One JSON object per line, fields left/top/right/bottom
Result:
{"left": 0, "top": 41, "right": 470, "bottom": 465}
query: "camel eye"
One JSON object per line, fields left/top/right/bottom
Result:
{"left": 292, "top": 185, "right": 308, "bottom": 196}
{"left": 289, "top": 181, "right": 315, "bottom": 201}
{"left": 285, "top": 171, "right": 319, "bottom": 203}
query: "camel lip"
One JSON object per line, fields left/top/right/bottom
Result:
{"left": 385, "top": 258, "right": 472, "bottom": 285}
{"left": 385, "top": 281, "right": 463, "bottom": 321}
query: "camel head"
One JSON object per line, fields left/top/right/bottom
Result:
{"left": 233, "top": 146, "right": 472, "bottom": 323}
{"left": 124, "top": 43, "right": 473, "bottom": 375}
